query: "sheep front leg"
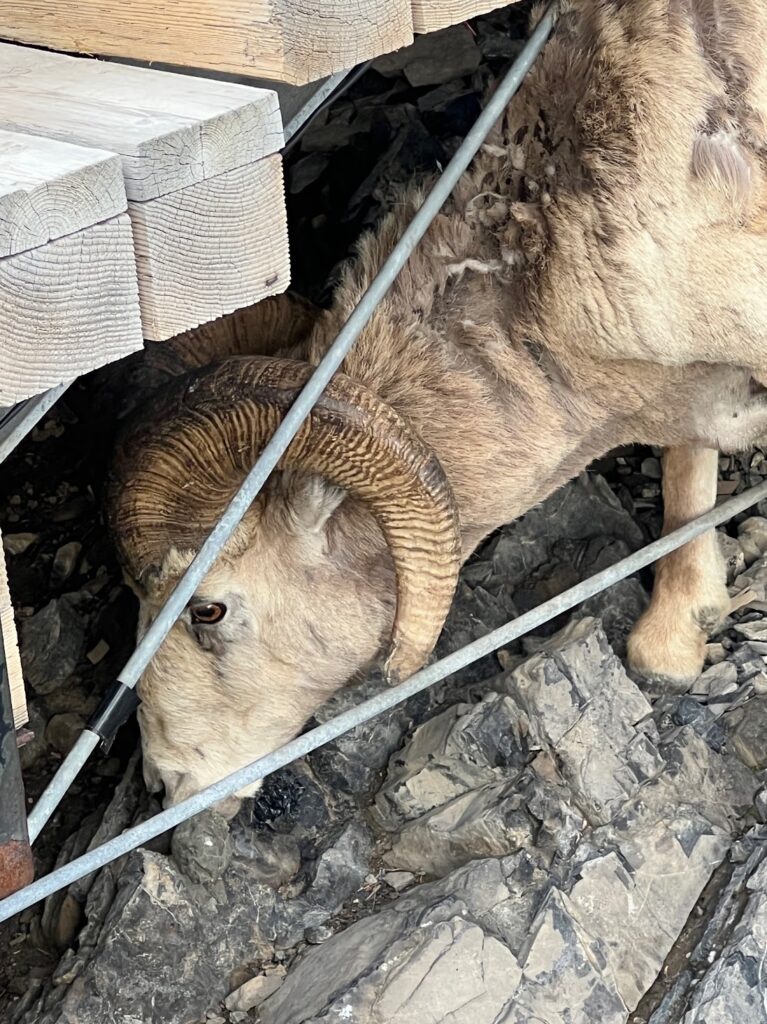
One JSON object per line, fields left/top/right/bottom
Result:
{"left": 627, "top": 446, "right": 729, "bottom": 691}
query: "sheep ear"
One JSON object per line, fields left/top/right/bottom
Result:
{"left": 283, "top": 472, "right": 346, "bottom": 534}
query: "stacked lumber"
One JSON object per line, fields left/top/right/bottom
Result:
{"left": 0, "top": 0, "right": 415, "bottom": 84}
{"left": 0, "top": 127, "right": 143, "bottom": 405}
{"left": 410, "top": 1, "right": 508, "bottom": 34}
{"left": 0, "top": 43, "right": 290, "bottom": 342}
{"left": 0, "top": 530, "right": 26, "bottom": 728}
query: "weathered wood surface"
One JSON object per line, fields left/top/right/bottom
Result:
{"left": 0, "top": 531, "right": 26, "bottom": 728}
{"left": 132, "top": 156, "right": 290, "bottom": 341}
{"left": 0, "top": 0, "right": 414, "bottom": 84}
{"left": 0, "top": 215, "right": 143, "bottom": 404}
{"left": 0, "top": 42, "right": 290, "bottom": 340}
{"left": 411, "top": 1, "right": 510, "bottom": 34}
{"left": 0, "top": 129, "right": 125, "bottom": 258}
{"left": 0, "top": 43, "right": 283, "bottom": 201}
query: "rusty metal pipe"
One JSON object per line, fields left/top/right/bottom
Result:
{"left": 0, "top": 632, "right": 33, "bottom": 899}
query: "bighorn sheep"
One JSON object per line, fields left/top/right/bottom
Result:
{"left": 108, "top": 0, "right": 767, "bottom": 809}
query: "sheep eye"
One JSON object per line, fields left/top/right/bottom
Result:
{"left": 190, "top": 602, "right": 227, "bottom": 625}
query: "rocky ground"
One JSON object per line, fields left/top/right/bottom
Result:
{"left": 4, "top": 6, "right": 767, "bottom": 1023}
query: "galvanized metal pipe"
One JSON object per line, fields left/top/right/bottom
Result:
{"left": 283, "top": 69, "right": 354, "bottom": 144}
{"left": 5, "top": 474, "right": 767, "bottom": 921}
{"left": 0, "top": 383, "right": 70, "bottom": 465}
{"left": 25, "top": 3, "right": 559, "bottom": 845}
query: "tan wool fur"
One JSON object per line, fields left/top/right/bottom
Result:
{"left": 112, "top": 0, "right": 767, "bottom": 809}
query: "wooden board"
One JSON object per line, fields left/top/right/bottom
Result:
{"left": 0, "top": 43, "right": 284, "bottom": 201}
{"left": 0, "top": 1, "right": 414, "bottom": 85}
{"left": 0, "top": 530, "right": 26, "bottom": 729}
{"left": 0, "top": 128, "right": 125, "bottom": 258}
{"left": 0, "top": 214, "right": 144, "bottom": 404}
{"left": 411, "top": 0, "right": 508, "bottom": 34}
{"left": 0, "top": 43, "right": 290, "bottom": 341}
{"left": 132, "top": 156, "right": 290, "bottom": 340}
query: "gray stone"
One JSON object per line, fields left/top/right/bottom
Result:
{"left": 706, "top": 642, "right": 728, "bottom": 664}
{"left": 729, "top": 696, "right": 767, "bottom": 769}
{"left": 384, "top": 870, "right": 414, "bottom": 892}
{"left": 228, "top": 830, "right": 301, "bottom": 890}
{"left": 304, "top": 923, "right": 334, "bottom": 944}
{"left": 504, "top": 889, "right": 628, "bottom": 1024}
{"left": 720, "top": 532, "right": 748, "bottom": 583}
{"left": 692, "top": 660, "right": 738, "bottom": 696}
{"left": 45, "top": 712, "right": 85, "bottom": 756}
{"left": 641, "top": 456, "right": 662, "bottom": 478}
{"left": 259, "top": 851, "right": 630, "bottom": 1024}
{"left": 576, "top": 576, "right": 648, "bottom": 657}
{"left": 28, "top": 851, "right": 259, "bottom": 1024}
{"left": 488, "top": 473, "right": 643, "bottom": 591}
{"left": 309, "top": 670, "right": 412, "bottom": 799}
{"left": 504, "top": 618, "right": 656, "bottom": 824}
{"left": 300, "top": 822, "right": 374, "bottom": 926}
{"left": 259, "top": 855, "right": 544, "bottom": 1024}
{"left": 374, "top": 26, "right": 480, "bottom": 87}
{"left": 734, "top": 619, "right": 767, "bottom": 641}
{"left": 3, "top": 532, "right": 38, "bottom": 555}
{"left": 20, "top": 594, "right": 89, "bottom": 694}
{"left": 372, "top": 692, "right": 525, "bottom": 830}
{"left": 683, "top": 864, "right": 767, "bottom": 1022}
{"left": 225, "top": 970, "right": 285, "bottom": 1012}
{"left": 51, "top": 541, "right": 82, "bottom": 584}
{"left": 384, "top": 780, "right": 535, "bottom": 877}
{"left": 738, "top": 516, "right": 767, "bottom": 555}
{"left": 171, "top": 809, "right": 232, "bottom": 884}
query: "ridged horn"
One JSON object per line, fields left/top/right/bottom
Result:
{"left": 144, "top": 292, "right": 322, "bottom": 378}
{"left": 107, "top": 356, "right": 462, "bottom": 681}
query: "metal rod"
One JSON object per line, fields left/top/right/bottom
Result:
{"left": 0, "top": 384, "right": 70, "bottom": 465}
{"left": 25, "top": 3, "right": 559, "bottom": 845}
{"left": 5, "top": 474, "right": 767, "bottom": 922}
{"left": 283, "top": 69, "right": 352, "bottom": 143}
{"left": 0, "top": 630, "right": 34, "bottom": 898}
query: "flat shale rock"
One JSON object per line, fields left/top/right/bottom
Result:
{"left": 374, "top": 26, "right": 481, "bottom": 87}
{"left": 20, "top": 593, "right": 89, "bottom": 694}
{"left": 383, "top": 779, "right": 535, "bottom": 876}
{"left": 504, "top": 618, "right": 659, "bottom": 826}
{"left": 256, "top": 621, "right": 741, "bottom": 1024}
{"left": 22, "top": 819, "right": 375, "bottom": 1024}
{"left": 308, "top": 670, "right": 416, "bottom": 800}
{"left": 487, "top": 473, "right": 643, "bottom": 594}
{"left": 682, "top": 857, "right": 767, "bottom": 1022}
{"left": 171, "top": 809, "right": 232, "bottom": 884}
{"left": 729, "top": 696, "right": 767, "bottom": 769}
{"left": 372, "top": 693, "right": 526, "bottom": 829}
{"left": 575, "top": 576, "right": 648, "bottom": 657}
{"left": 259, "top": 855, "right": 545, "bottom": 1024}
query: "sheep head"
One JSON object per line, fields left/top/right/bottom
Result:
{"left": 107, "top": 355, "right": 461, "bottom": 812}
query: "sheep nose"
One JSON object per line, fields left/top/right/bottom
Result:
{"left": 159, "top": 770, "right": 193, "bottom": 807}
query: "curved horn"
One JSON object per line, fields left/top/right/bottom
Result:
{"left": 144, "top": 292, "right": 323, "bottom": 378}
{"left": 108, "top": 357, "right": 462, "bottom": 681}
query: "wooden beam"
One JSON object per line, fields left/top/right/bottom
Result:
{"left": 132, "top": 156, "right": 290, "bottom": 341}
{"left": 0, "top": 43, "right": 291, "bottom": 341}
{"left": 0, "top": 531, "right": 27, "bottom": 729}
{"left": 0, "top": 0, "right": 414, "bottom": 85}
{"left": 411, "top": 1, "right": 508, "bottom": 34}
{"left": 0, "top": 129, "right": 125, "bottom": 258}
{"left": 0, "top": 215, "right": 143, "bottom": 404}
{"left": 0, "top": 126, "right": 144, "bottom": 403}
{"left": 0, "top": 43, "right": 283, "bottom": 202}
